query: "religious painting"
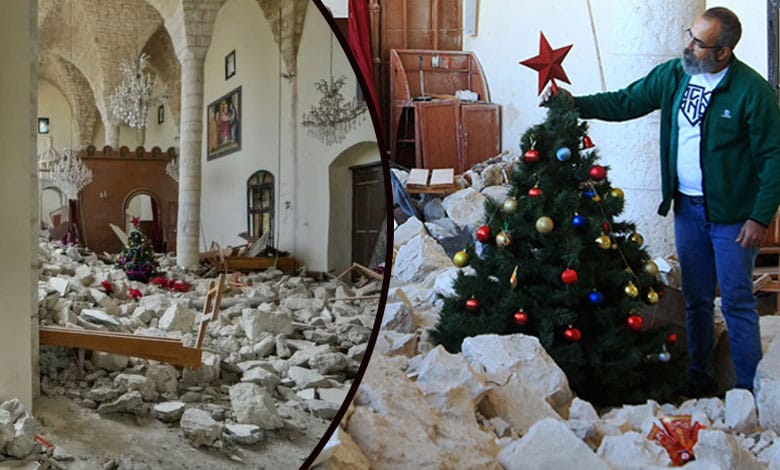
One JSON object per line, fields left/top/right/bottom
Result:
{"left": 207, "top": 87, "right": 241, "bottom": 160}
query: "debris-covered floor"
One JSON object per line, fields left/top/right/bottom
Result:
{"left": 2, "top": 239, "right": 382, "bottom": 468}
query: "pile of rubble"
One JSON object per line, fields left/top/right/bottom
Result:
{"left": 22, "top": 239, "right": 379, "bottom": 465}
{"left": 314, "top": 151, "right": 780, "bottom": 469}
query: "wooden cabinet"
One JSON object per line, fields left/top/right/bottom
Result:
{"left": 389, "top": 49, "right": 500, "bottom": 172}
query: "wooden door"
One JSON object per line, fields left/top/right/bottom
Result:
{"left": 351, "top": 163, "right": 386, "bottom": 267}
{"left": 460, "top": 103, "right": 501, "bottom": 171}
{"left": 415, "top": 100, "right": 460, "bottom": 169}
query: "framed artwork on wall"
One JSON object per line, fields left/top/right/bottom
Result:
{"left": 157, "top": 105, "right": 164, "bottom": 124}
{"left": 225, "top": 50, "right": 236, "bottom": 80}
{"left": 206, "top": 86, "right": 241, "bottom": 160}
{"left": 38, "top": 117, "right": 50, "bottom": 134}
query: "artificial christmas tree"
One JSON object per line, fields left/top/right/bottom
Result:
{"left": 432, "top": 35, "right": 686, "bottom": 405}
{"left": 118, "top": 220, "right": 159, "bottom": 282}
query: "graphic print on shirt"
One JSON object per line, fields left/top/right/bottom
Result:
{"left": 680, "top": 83, "right": 711, "bottom": 126}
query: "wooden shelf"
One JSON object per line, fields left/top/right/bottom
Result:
{"left": 389, "top": 49, "right": 500, "bottom": 172}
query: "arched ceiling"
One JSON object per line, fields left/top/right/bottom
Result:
{"left": 38, "top": 0, "right": 312, "bottom": 146}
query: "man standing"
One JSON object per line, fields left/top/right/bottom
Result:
{"left": 561, "top": 7, "right": 780, "bottom": 396}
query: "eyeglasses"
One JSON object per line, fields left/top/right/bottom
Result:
{"left": 685, "top": 28, "right": 721, "bottom": 50}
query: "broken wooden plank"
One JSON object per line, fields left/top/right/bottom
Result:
{"left": 326, "top": 294, "right": 382, "bottom": 302}
{"left": 39, "top": 327, "right": 202, "bottom": 368}
{"left": 223, "top": 256, "right": 298, "bottom": 274}
{"left": 336, "top": 262, "right": 385, "bottom": 283}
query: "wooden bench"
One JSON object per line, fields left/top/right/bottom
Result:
{"left": 40, "top": 274, "right": 225, "bottom": 368}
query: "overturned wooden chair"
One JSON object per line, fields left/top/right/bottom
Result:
{"left": 39, "top": 274, "right": 225, "bottom": 368}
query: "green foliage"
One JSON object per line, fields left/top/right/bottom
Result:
{"left": 431, "top": 93, "right": 686, "bottom": 406}
{"left": 118, "top": 230, "right": 159, "bottom": 282}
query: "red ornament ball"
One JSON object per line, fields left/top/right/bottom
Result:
{"left": 564, "top": 327, "right": 582, "bottom": 342}
{"left": 667, "top": 333, "right": 678, "bottom": 344}
{"left": 476, "top": 225, "right": 491, "bottom": 243}
{"left": 513, "top": 310, "right": 529, "bottom": 326}
{"left": 524, "top": 148, "right": 540, "bottom": 162}
{"left": 602, "top": 222, "right": 610, "bottom": 232}
{"left": 466, "top": 298, "right": 480, "bottom": 313}
{"left": 528, "top": 187, "right": 543, "bottom": 197}
{"left": 627, "top": 314, "right": 644, "bottom": 331}
{"left": 561, "top": 268, "right": 578, "bottom": 284}
{"left": 589, "top": 165, "right": 607, "bottom": 181}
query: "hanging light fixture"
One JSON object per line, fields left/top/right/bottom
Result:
{"left": 109, "top": 52, "right": 158, "bottom": 129}
{"left": 38, "top": 135, "right": 63, "bottom": 184}
{"left": 302, "top": 32, "right": 367, "bottom": 145}
{"left": 48, "top": 148, "right": 93, "bottom": 200}
{"left": 38, "top": 0, "right": 93, "bottom": 201}
{"left": 108, "top": 8, "right": 166, "bottom": 132}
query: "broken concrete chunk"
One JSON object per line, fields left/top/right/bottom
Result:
{"left": 224, "top": 423, "right": 263, "bottom": 445}
{"left": 91, "top": 351, "right": 129, "bottom": 372}
{"left": 180, "top": 408, "right": 222, "bottom": 448}
{"left": 152, "top": 401, "right": 187, "bottom": 423}
{"left": 158, "top": 302, "right": 196, "bottom": 332}
{"left": 228, "top": 382, "right": 283, "bottom": 430}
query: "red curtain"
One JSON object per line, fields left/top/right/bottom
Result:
{"left": 348, "top": 0, "right": 380, "bottom": 125}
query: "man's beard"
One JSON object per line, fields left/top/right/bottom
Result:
{"left": 682, "top": 48, "right": 720, "bottom": 74}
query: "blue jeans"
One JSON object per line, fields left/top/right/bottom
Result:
{"left": 674, "top": 193, "right": 761, "bottom": 390}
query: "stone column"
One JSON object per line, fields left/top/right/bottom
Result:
{"left": 599, "top": 0, "right": 705, "bottom": 257}
{"left": 0, "top": 0, "right": 35, "bottom": 409}
{"left": 103, "top": 120, "right": 120, "bottom": 149}
{"left": 175, "top": 50, "right": 206, "bottom": 268}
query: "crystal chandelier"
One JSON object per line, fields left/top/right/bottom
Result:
{"left": 302, "top": 75, "right": 367, "bottom": 145}
{"left": 302, "top": 33, "right": 367, "bottom": 146}
{"left": 165, "top": 156, "right": 179, "bottom": 182}
{"left": 109, "top": 52, "right": 161, "bottom": 129}
{"left": 45, "top": 148, "right": 93, "bottom": 200}
{"left": 38, "top": 135, "right": 62, "bottom": 181}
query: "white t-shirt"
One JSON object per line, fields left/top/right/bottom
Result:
{"left": 676, "top": 67, "right": 729, "bottom": 196}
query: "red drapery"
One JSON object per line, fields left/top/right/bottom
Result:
{"left": 348, "top": 0, "right": 380, "bottom": 124}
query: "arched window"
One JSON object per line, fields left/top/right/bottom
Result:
{"left": 247, "top": 170, "right": 274, "bottom": 244}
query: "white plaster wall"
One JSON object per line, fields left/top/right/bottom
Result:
{"left": 37, "top": 80, "right": 77, "bottom": 153}
{"left": 144, "top": 81, "right": 179, "bottom": 150}
{"left": 201, "top": 0, "right": 282, "bottom": 252}
{"left": 295, "top": 0, "right": 379, "bottom": 272}
{"left": 198, "top": 0, "right": 379, "bottom": 271}
{"left": 327, "top": 142, "right": 383, "bottom": 274}
{"left": 319, "top": 0, "right": 347, "bottom": 18}
{"left": 0, "top": 0, "right": 35, "bottom": 409}
{"left": 463, "top": 0, "right": 769, "bottom": 257}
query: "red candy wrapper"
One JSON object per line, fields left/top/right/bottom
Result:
{"left": 647, "top": 415, "right": 705, "bottom": 466}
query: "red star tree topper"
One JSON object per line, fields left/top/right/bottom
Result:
{"left": 520, "top": 32, "right": 573, "bottom": 95}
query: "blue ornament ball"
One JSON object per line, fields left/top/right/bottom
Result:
{"left": 583, "top": 188, "right": 597, "bottom": 199}
{"left": 556, "top": 147, "right": 572, "bottom": 161}
{"left": 572, "top": 214, "right": 587, "bottom": 229}
{"left": 588, "top": 290, "right": 605, "bottom": 305}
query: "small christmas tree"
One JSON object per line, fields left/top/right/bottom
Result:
{"left": 431, "top": 34, "right": 686, "bottom": 406}
{"left": 118, "top": 221, "right": 158, "bottom": 282}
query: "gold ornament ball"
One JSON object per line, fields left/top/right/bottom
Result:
{"left": 592, "top": 194, "right": 602, "bottom": 202}
{"left": 453, "top": 250, "right": 469, "bottom": 267}
{"left": 610, "top": 188, "right": 625, "bottom": 198}
{"left": 502, "top": 197, "right": 519, "bottom": 214}
{"left": 646, "top": 289, "right": 659, "bottom": 304}
{"left": 644, "top": 260, "right": 659, "bottom": 276}
{"left": 496, "top": 230, "right": 512, "bottom": 247}
{"left": 535, "top": 216, "right": 554, "bottom": 233}
{"left": 630, "top": 232, "right": 644, "bottom": 246}
{"left": 624, "top": 282, "right": 639, "bottom": 298}
{"left": 595, "top": 234, "right": 611, "bottom": 249}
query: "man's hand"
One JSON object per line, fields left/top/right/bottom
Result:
{"left": 539, "top": 84, "right": 573, "bottom": 107}
{"left": 735, "top": 219, "right": 767, "bottom": 249}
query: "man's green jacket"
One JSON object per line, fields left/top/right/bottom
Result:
{"left": 573, "top": 56, "right": 780, "bottom": 227}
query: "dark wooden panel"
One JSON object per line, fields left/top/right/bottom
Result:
{"left": 416, "top": 100, "right": 460, "bottom": 170}
{"left": 352, "top": 163, "right": 385, "bottom": 267}
{"left": 461, "top": 103, "right": 501, "bottom": 170}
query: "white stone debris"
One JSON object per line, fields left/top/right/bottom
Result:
{"left": 314, "top": 156, "right": 780, "bottom": 469}
{"left": 33, "top": 237, "right": 378, "bottom": 461}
